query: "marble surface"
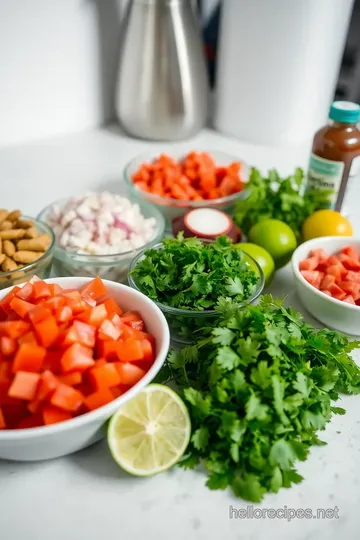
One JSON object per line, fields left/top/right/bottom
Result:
{"left": 0, "top": 126, "right": 359, "bottom": 540}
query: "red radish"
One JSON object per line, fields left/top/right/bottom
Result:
{"left": 172, "top": 208, "right": 241, "bottom": 242}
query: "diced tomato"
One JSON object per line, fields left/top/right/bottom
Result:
{"left": 61, "top": 343, "right": 94, "bottom": 373}
{"left": 101, "top": 298, "right": 122, "bottom": 317}
{"left": 111, "top": 385, "right": 129, "bottom": 399}
{"left": 0, "top": 287, "right": 21, "bottom": 315}
{"left": 48, "top": 283, "right": 63, "bottom": 296}
{"left": 98, "top": 319, "right": 121, "bottom": 341}
{"left": 116, "top": 339, "right": 144, "bottom": 363}
{"left": 344, "top": 295, "right": 356, "bottom": 304}
{"left": 320, "top": 274, "right": 335, "bottom": 290}
{"left": 15, "top": 282, "right": 33, "bottom": 301}
{"left": 89, "top": 363, "right": 121, "bottom": 390}
{"left": 43, "top": 350, "right": 63, "bottom": 374}
{"left": 86, "top": 304, "right": 108, "bottom": 327}
{"left": 79, "top": 277, "right": 107, "bottom": 302}
{"left": 345, "top": 270, "right": 360, "bottom": 284}
{"left": 341, "top": 245, "right": 359, "bottom": 261}
{"left": 299, "top": 257, "right": 318, "bottom": 271}
{"left": 33, "top": 315, "right": 59, "bottom": 348}
{"left": 327, "top": 283, "right": 346, "bottom": 300}
{"left": 18, "top": 331, "right": 38, "bottom": 345}
{"left": 50, "top": 384, "right": 84, "bottom": 412}
{"left": 337, "top": 281, "right": 359, "bottom": 296}
{"left": 8, "top": 372, "right": 41, "bottom": 401}
{"left": 28, "top": 305, "right": 52, "bottom": 325}
{"left": 27, "top": 399, "right": 42, "bottom": 414}
{"left": 300, "top": 270, "right": 323, "bottom": 289}
{"left": 83, "top": 388, "right": 114, "bottom": 411}
{"left": 58, "top": 372, "right": 82, "bottom": 387}
{"left": 96, "top": 339, "right": 119, "bottom": 360}
{"left": 36, "top": 370, "right": 59, "bottom": 401}
{"left": 1, "top": 402, "right": 28, "bottom": 428}
{"left": 17, "top": 414, "right": 43, "bottom": 429}
{"left": 56, "top": 304, "right": 73, "bottom": 323}
{"left": 12, "top": 343, "right": 46, "bottom": 373}
{"left": 309, "top": 248, "right": 327, "bottom": 262}
{"left": 0, "top": 407, "right": 6, "bottom": 429}
{"left": 325, "top": 264, "right": 346, "bottom": 280}
{"left": 10, "top": 297, "right": 35, "bottom": 318}
{"left": 121, "top": 311, "right": 145, "bottom": 331}
{"left": 31, "top": 281, "right": 52, "bottom": 301}
{"left": 43, "top": 404, "right": 72, "bottom": 425}
{"left": 0, "top": 320, "right": 30, "bottom": 340}
{"left": 62, "top": 291, "right": 87, "bottom": 314}
{"left": 321, "top": 290, "right": 332, "bottom": 297}
{"left": 140, "top": 339, "right": 154, "bottom": 363}
{"left": 121, "top": 325, "right": 135, "bottom": 340}
{"left": 64, "top": 320, "right": 96, "bottom": 349}
{"left": 339, "top": 254, "right": 360, "bottom": 271}
{"left": 115, "top": 363, "right": 146, "bottom": 386}
{"left": 0, "top": 336, "right": 17, "bottom": 356}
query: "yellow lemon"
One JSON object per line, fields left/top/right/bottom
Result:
{"left": 302, "top": 210, "right": 353, "bottom": 241}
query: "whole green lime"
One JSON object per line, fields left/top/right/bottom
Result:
{"left": 235, "top": 242, "right": 275, "bottom": 286}
{"left": 248, "top": 219, "right": 297, "bottom": 269}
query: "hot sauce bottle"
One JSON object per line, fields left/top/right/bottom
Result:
{"left": 306, "top": 101, "right": 360, "bottom": 213}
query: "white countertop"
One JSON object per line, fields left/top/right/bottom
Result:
{"left": 0, "top": 127, "right": 359, "bottom": 540}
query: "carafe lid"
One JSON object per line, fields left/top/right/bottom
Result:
{"left": 329, "top": 101, "right": 360, "bottom": 124}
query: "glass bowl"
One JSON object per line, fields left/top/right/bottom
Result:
{"left": 128, "top": 242, "right": 264, "bottom": 346}
{"left": 123, "top": 150, "right": 249, "bottom": 231}
{"left": 37, "top": 198, "right": 165, "bottom": 283}
{"left": 0, "top": 216, "right": 55, "bottom": 290}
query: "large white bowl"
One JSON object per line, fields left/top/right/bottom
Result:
{"left": 0, "top": 277, "right": 170, "bottom": 461}
{"left": 292, "top": 236, "right": 360, "bottom": 335}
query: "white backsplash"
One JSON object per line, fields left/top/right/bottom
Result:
{"left": 0, "top": 0, "right": 126, "bottom": 147}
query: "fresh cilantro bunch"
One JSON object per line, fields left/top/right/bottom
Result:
{"left": 130, "top": 234, "right": 260, "bottom": 310}
{"left": 234, "top": 167, "right": 332, "bottom": 238}
{"left": 158, "top": 295, "right": 360, "bottom": 502}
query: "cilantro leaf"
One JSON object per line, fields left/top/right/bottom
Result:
{"left": 192, "top": 426, "right": 209, "bottom": 450}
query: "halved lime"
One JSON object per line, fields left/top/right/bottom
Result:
{"left": 107, "top": 384, "right": 191, "bottom": 476}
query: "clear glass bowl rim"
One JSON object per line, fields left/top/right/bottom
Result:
{"left": 37, "top": 197, "right": 166, "bottom": 266}
{"left": 123, "top": 149, "right": 250, "bottom": 207}
{"left": 128, "top": 240, "right": 265, "bottom": 316}
{"left": 0, "top": 215, "right": 55, "bottom": 279}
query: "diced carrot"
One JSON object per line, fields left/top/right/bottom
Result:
{"left": 36, "top": 370, "right": 59, "bottom": 401}
{"left": 50, "top": 384, "right": 83, "bottom": 412}
{"left": 83, "top": 388, "right": 114, "bottom": 411}
{"left": 115, "top": 363, "right": 146, "bottom": 386}
{"left": 116, "top": 339, "right": 144, "bottom": 363}
{"left": 12, "top": 343, "right": 46, "bottom": 373}
{"left": 8, "top": 372, "right": 41, "bottom": 401}
{"left": 79, "top": 277, "right": 107, "bottom": 302}
{"left": 61, "top": 343, "right": 94, "bottom": 373}
{"left": 0, "top": 336, "right": 17, "bottom": 356}
{"left": 89, "top": 363, "right": 121, "bottom": 390}
{"left": 43, "top": 404, "right": 72, "bottom": 425}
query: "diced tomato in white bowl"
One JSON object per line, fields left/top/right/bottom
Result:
{"left": 292, "top": 236, "right": 360, "bottom": 335}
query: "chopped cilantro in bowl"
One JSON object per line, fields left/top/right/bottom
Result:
{"left": 128, "top": 234, "right": 264, "bottom": 345}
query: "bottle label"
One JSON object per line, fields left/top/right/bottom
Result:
{"left": 342, "top": 155, "right": 360, "bottom": 217}
{"left": 306, "top": 153, "right": 344, "bottom": 208}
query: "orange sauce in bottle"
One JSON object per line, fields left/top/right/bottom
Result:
{"left": 306, "top": 101, "right": 360, "bottom": 213}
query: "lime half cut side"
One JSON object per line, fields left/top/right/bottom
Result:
{"left": 107, "top": 384, "right": 191, "bottom": 476}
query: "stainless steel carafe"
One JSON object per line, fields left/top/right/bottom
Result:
{"left": 115, "top": 0, "right": 209, "bottom": 141}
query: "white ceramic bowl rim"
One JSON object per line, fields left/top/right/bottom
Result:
{"left": 36, "top": 198, "right": 165, "bottom": 264}
{"left": 123, "top": 149, "right": 250, "bottom": 206}
{"left": 0, "top": 277, "right": 170, "bottom": 440}
{"left": 292, "top": 235, "right": 360, "bottom": 312}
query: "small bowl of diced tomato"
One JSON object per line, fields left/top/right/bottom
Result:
{"left": 292, "top": 236, "right": 360, "bottom": 335}
{"left": 0, "top": 275, "right": 170, "bottom": 461}
{"left": 123, "top": 150, "right": 249, "bottom": 230}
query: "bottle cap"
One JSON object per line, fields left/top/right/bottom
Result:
{"left": 329, "top": 101, "right": 360, "bottom": 124}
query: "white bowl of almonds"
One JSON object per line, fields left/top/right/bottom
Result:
{"left": 0, "top": 209, "right": 55, "bottom": 289}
